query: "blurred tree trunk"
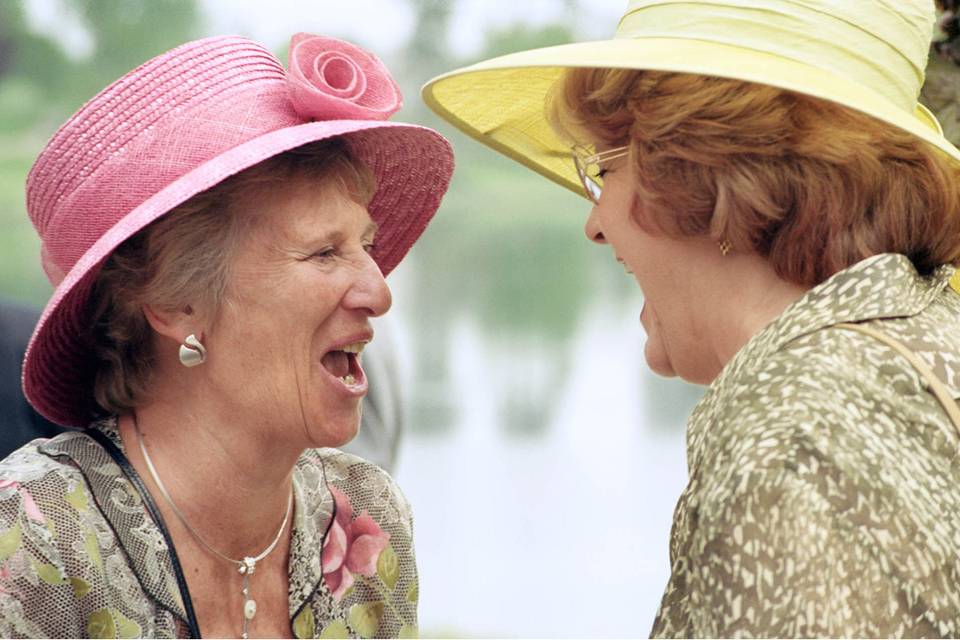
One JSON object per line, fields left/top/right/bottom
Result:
{"left": 403, "top": 0, "right": 455, "bottom": 82}
{"left": 921, "top": 57, "right": 960, "bottom": 146}
{"left": 925, "top": 2, "right": 960, "bottom": 145}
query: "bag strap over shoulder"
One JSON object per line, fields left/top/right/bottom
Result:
{"left": 834, "top": 322, "right": 960, "bottom": 438}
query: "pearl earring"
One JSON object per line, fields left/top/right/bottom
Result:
{"left": 178, "top": 334, "right": 207, "bottom": 367}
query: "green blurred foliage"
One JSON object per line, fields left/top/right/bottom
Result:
{"left": 0, "top": 0, "right": 202, "bottom": 307}
{"left": 71, "top": 0, "right": 201, "bottom": 96}
{"left": 413, "top": 157, "right": 590, "bottom": 340}
{"left": 0, "top": 153, "right": 48, "bottom": 304}
{"left": 403, "top": 0, "right": 455, "bottom": 83}
{"left": 925, "top": 6, "right": 960, "bottom": 145}
{"left": 400, "top": 16, "right": 600, "bottom": 344}
{"left": 0, "top": 0, "right": 72, "bottom": 129}
{"left": 481, "top": 23, "right": 575, "bottom": 59}
{"left": 0, "top": 0, "right": 202, "bottom": 122}
{"left": 922, "top": 56, "right": 960, "bottom": 146}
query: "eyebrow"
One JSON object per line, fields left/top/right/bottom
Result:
{"left": 305, "top": 221, "right": 380, "bottom": 247}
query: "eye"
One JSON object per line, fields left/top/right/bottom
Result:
{"left": 310, "top": 246, "right": 336, "bottom": 261}
{"left": 363, "top": 241, "right": 376, "bottom": 254}
{"left": 597, "top": 168, "right": 609, "bottom": 179}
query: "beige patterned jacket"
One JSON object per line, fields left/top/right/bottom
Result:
{"left": 652, "top": 253, "right": 960, "bottom": 638}
{"left": 0, "top": 418, "right": 418, "bottom": 638}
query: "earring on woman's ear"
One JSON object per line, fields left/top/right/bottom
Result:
{"left": 178, "top": 334, "right": 207, "bottom": 367}
{"left": 718, "top": 240, "right": 732, "bottom": 256}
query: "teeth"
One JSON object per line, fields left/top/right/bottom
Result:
{"left": 340, "top": 342, "right": 367, "bottom": 354}
{"left": 340, "top": 374, "right": 356, "bottom": 385}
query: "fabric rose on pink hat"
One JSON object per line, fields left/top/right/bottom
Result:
{"left": 322, "top": 486, "right": 391, "bottom": 601}
{"left": 286, "top": 33, "right": 402, "bottom": 121}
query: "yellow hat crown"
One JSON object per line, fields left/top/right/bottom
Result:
{"left": 617, "top": 0, "right": 935, "bottom": 112}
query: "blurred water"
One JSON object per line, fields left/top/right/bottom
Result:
{"left": 392, "top": 294, "right": 698, "bottom": 637}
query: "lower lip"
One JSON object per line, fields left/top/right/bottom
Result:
{"left": 321, "top": 353, "right": 368, "bottom": 398}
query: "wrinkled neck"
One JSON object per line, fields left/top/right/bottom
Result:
{"left": 696, "top": 251, "right": 809, "bottom": 382}
{"left": 116, "top": 401, "right": 298, "bottom": 560}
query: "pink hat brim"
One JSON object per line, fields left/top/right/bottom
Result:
{"left": 23, "top": 119, "right": 453, "bottom": 427}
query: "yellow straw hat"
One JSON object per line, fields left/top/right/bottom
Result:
{"left": 423, "top": 0, "right": 960, "bottom": 201}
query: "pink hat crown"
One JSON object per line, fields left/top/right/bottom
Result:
{"left": 27, "top": 36, "right": 289, "bottom": 284}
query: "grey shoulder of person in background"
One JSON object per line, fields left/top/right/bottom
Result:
{"left": 0, "top": 299, "right": 406, "bottom": 473}
{"left": 0, "top": 299, "right": 62, "bottom": 457}
{"left": 342, "top": 316, "right": 406, "bottom": 472}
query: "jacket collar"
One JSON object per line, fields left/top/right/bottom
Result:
{"left": 715, "top": 253, "right": 953, "bottom": 388}
{"left": 687, "top": 253, "right": 956, "bottom": 469}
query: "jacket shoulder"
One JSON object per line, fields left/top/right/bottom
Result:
{"left": 308, "top": 448, "right": 414, "bottom": 537}
{"left": 0, "top": 433, "right": 99, "bottom": 637}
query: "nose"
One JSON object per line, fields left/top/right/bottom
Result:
{"left": 344, "top": 254, "right": 393, "bottom": 317}
{"left": 584, "top": 205, "right": 607, "bottom": 244}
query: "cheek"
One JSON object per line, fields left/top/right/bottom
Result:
{"left": 598, "top": 211, "right": 657, "bottom": 274}
{"left": 213, "top": 284, "right": 322, "bottom": 384}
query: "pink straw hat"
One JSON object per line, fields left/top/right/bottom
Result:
{"left": 23, "top": 33, "right": 454, "bottom": 427}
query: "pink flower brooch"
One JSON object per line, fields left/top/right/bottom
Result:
{"left": 322, "top": 486, "right": 391, "bottom": 601}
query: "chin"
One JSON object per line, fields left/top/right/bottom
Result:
{"left": 672, "top": 357, "right": 722, "bottom": 386}
{"left": 647, "top": 360, "right": 678, "bottom": 378}
{"left": 685, "top": 368, "right": 722, "bottom": 386}
{"left": 644, "top": 342, "right": 677, "bottom": 378}
{"left": 645, "top": 336, "right": 718, "bottom": 385}
{"left": 305, "top": 406, "right": 361, "bottom": 449}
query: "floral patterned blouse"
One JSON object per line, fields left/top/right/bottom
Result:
{"left": 0, "top": 418, "right": 418, "bottom": 638}
{"left": 651, "top": 254, "right": 960, "bottom": 638}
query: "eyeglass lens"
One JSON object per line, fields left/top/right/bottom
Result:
{"left": 576, "top": 155, "right": 603, "bottom": 203}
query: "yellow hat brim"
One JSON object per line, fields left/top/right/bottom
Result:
{"left": 423, "top": 37, "right": 960, "bottom": 201}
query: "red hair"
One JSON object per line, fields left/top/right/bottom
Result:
{"left": 551, "top": 69, "right": 960, "bottom": 285}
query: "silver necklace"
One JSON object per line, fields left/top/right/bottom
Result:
{"left": 133, "top": 415, "right": 293, "bottom": 639}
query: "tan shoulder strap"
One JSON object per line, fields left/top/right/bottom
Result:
{"left": 835, "top": 322, "right": 960, "bottom": 438}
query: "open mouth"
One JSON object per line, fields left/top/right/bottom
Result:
{"left": 320, "top": 341, "right": 367, "bottom": 390}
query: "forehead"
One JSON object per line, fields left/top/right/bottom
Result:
{"left": 243, "top": 174, "right": 376, "bottom": 243}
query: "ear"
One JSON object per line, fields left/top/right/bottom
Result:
{"left": 142, "top": 303, "right": 202, "bottom": 345}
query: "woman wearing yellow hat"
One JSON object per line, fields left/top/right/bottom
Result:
{"left": 425, "top": 0, "right": 960, "bottom": 636}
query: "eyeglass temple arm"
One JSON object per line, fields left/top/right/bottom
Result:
{"left": 589, "top": 145, "right": 630, "bottom": 162}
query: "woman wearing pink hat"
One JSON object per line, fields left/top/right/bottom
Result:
{"left": 425, "top": 0, "right": 960, "bottom": 637}
{"left": 0, "top": 34, "right": 451, "bottom": 638}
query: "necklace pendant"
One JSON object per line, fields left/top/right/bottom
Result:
{"left": 244, "top": 598, "right": 258, "bottom": 620}
{"left": 240, "top": 556, "right": 256, "bottom": 575}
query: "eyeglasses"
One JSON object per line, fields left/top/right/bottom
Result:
{"left": 572, "top": 144, "right": 630, "bottom": 204}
